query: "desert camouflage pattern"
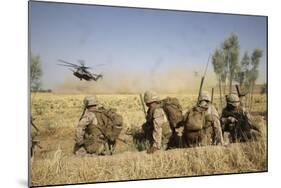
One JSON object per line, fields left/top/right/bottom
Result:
{"left": 145, "top": 105, "right": 172, "bottom": 150}
{"left": 75, "top": 107, "right": 108, "bottom": 156}
{"left": 152, "top": 108, "right": 171, "bottom": 149}
{"left": 184, "top": 102, "right": 224, "bottom": 147}
{"left": 198, "top": 91, "right": 211, "bottom": 102}
{"left": 205, "top": 104, "right": 224, "bottom": 145}
{"left": 144, "top": 90, "right": 160, "bottom": 104}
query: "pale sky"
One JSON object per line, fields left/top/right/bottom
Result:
{"left": 30, "top": 1, "right": 267, "bottom": 91}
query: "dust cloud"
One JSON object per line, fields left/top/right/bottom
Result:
{"left": 54, "top": 64, "right": 217, "bottom": 94}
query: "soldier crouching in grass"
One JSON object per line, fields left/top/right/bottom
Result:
{"left": 183, "top": 91, "right": 224, "bottom": 147}
{"left": 74, "top": 95, "right": 123, "bottom": 157}
{"left": 142, "top": 90, "right": 173, "bottom": 154}
{"left": 221, "top": 94, "right": 261, "bottom": 143}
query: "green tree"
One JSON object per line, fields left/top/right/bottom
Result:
{"left": 212, "top": 48, "right": 225, "bottom": 108}
{"left": 31, "top": 54, "right": 43, "bottom": 91}
{"left": 248, "top": 48, "right": 263, "bottom": 110}
{"left": 222, "top": 33, "right": 240, "bottom": 94}
{"left": 235, "top": 51, "right": 250, "bottom": 88}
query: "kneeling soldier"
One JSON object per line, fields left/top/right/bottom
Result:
{"left": 143, "top": 90, "right": 172, "bottom": 154}
{"left": 74, "top": 95, "right": 123, "bottom": 156}
{"left": 183, "top": 91, "right": 224, "bottom": 147}
{"left": 221, "top": 94, "right": 261, "bottom": 143}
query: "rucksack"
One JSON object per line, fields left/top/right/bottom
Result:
{"left": 161, "top": 97, "right": 184, "bottom": 129}
{"left": 184, "top": 107, "right": 206, "bottom": 131}
{"left": 94, "top": 107, "right": 123, "bottom": 142}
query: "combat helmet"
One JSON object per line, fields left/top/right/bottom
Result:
{"left": 144, "top": 90, "right": 160, "bottom": 104}
{"left": 199, "top": 91, "right": 211, "bottom": 102}
{"left": 226, "top": 94, "right": 240, "bottom": 107}
{"left": 83, "top": 95, "right": 98, "bottom": 107}
{"left": 198, "top": 100, "right": 209, "bottom": 109}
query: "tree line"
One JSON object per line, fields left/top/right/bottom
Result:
{"left": 30, "top": 53, "right": 42, "bottom": 91}
{"left": 211, "top": 33, "right": 264, "bottom": 109}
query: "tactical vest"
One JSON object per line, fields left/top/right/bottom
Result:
{"left": 222, "top": 106, "right": 252, "bottom": 131}
{"left": 184, "top": 106, "right": 210, "bottom": 131}
{"left": 183, "top": 106, "right": 215, "bottom": 146}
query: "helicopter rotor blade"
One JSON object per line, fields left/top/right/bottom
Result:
{"left": 57, "top": 63, "right": 77, "bottom": 68}
{"left": 58, "top": 59, "right": 80, "bottom": 68}
{"left": 83, "top": 63, "right": 106, "bottom": 69}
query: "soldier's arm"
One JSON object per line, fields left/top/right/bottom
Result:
{"left": 242, "top": 107, "right": 256, "bottom": 129}
{"left": 152, "top": 108, "right": 167, "bottom": 149}
{"left": 75, "top": 113, "right": 93, "bottom": 146}
{"left": 212, "top": 116, "right": 224, "bottom": 144}
{"left": 184, "top": 110, "right": 190, "bottom": 121}
{"left": 221, "top": 108, "right": 238, "bottom": 124}
{"left": 220, "top": 108, "right": 228, "bottom": 124}
{"left": 153, "top": 108, "right": 167, "bottom": 128}
{"left": 242, "top": 107, "right": 252, "bottom": 121}
{"left": 179, "top": 110, "right": 190, "bottom": 128}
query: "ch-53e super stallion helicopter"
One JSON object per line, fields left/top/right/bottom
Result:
{"left": 57, "top": 59, "right": 104, "bottom": 81}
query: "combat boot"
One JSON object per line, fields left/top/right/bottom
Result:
{"left": 147, "top": 146, "right": 158, "bottom": 154}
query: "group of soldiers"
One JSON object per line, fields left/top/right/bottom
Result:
{"left": 74, "top": 91, "right": 261, "bottom": 156}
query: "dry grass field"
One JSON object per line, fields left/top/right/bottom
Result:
{"left": 30, "top": 93, "right": 267, "bottom": 187}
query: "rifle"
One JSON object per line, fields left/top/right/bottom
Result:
{"left": 223, "top": 110, "right": 251, "bottom": 142}
{"left": 79, "top": 107, "right": 87, "bottom": 121}
{"left": 235, "top": 85, "right": 247, "bottom": 98}
{"left": 211, "top": 88, "right": 214, "bottom": 104}
{"left": 218, "top": 78, "right": 223, "bottom": 111}
{"left": 235, "top": 84, "right": 247, "bottom": 107}
{"left": 31, "top": 117, "right": 39, "bottom": 132}
{"left": 139, "top": 93, "right": 147, "bottom": 117}
{"left": 197, "top": 54, "right": 211, "bottom": 104}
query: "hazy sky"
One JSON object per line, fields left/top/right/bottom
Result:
{"left": 30, "top": 1, "right": 267, "bottom": 91}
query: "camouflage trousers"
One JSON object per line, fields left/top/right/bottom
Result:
{"left": 184, "top": 126, "right": 220, "bottom": 147}
{"left": 75, "top": 147, "right": 98, "bottom": 157}
{"left": 152, "top": 122, "right": 172, "bottom": 150}
{"left": 74, "top": 136, "right": 113, "bottom": 157}
{"left": 225, "top": 128, "right": 261, "bottom": 143}
{"left": 184, "top": 129, "right": 210, "bottom": 147}
{"left": 211, "top": 118, "right": 224, "bottom": 145}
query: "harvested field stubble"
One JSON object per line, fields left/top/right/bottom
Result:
{"left": 31, "top": 93, "right": 267, "bottom": 186}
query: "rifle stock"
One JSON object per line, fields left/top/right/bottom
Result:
{"left": 139, "top": 94, "right": 147, "bottom": 117}
{"left": 211, "top": 88, "right": 214, "bottom": 103}
{"left": 79, "top": 107, "right": 87, "bottom": 121}
{"left": 31, "top": 119, "right": 39, "bottom": 132}
{"left": 197, "top": 54, "right": 210, "bottom": 104}
{"left": 235, "top": 85, "right": 241, "bottom": 97}
{"left": 197, "top": 76, "right": 205, "bottom": 104}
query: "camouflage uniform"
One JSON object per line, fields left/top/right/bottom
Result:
{"left": 74, "top": 96, "right": 109, "bottom": 156}
{"left": 221, "top": 94, "right": 261, "bottom": 143}
{"left": 143, "top": 91, "right": 172, "bottom": 153}
{"left": 184, "top": 91, "right": 224, "bottom": 147}
{"left": 203, "top": 103, "right": 224, "bottom": 145}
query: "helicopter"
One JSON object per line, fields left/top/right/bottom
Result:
{"left": 57, "top": 59, "right": 104, "bottom": 81}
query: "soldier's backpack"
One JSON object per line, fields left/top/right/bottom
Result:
{"left": 94, "top": 107, "right": 123, "bottom": 142}
{"left": 184, "top": 106, "right": 206, "bottom": 131}
{"left": 161, "top": 97, "right": 184, "bottom": 129}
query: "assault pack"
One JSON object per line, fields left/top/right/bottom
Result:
{"left": 161, "top": 97, "right": 184, "bottom": 129}
{"left": 184, "top": 106, "right": 206, "bottom": 131}
{"left": 94, "top": 106, "right": 123, "bottom": 142}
